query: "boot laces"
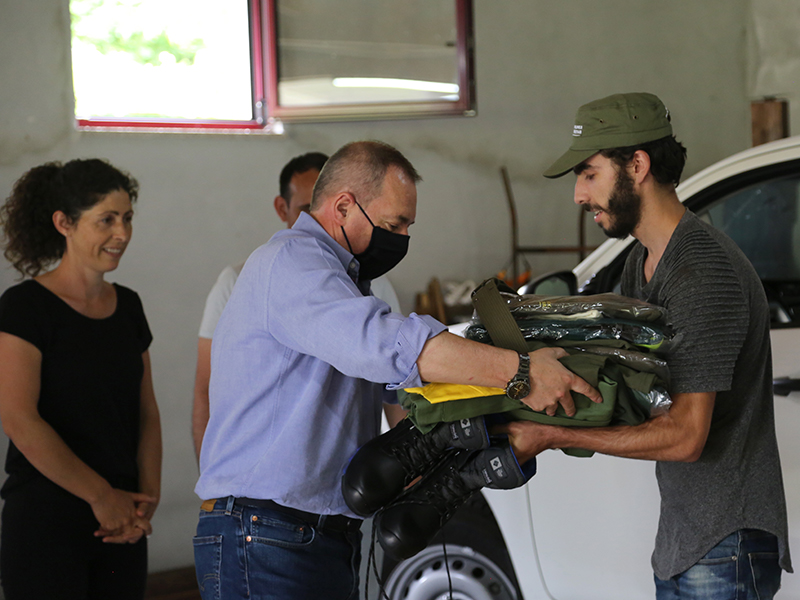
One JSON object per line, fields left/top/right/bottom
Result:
{"left": 390, "top": 431, "right": 444, "bottom": 481}
{"left": 419, "top": 463, "right": 476, "bottom": 522}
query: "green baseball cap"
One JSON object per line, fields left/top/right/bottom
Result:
{"left": 543, "top": 92, "right": 673, "bottom": 179}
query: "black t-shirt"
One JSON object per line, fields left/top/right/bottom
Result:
{"left": 0, "top": 280, "right": 152, "bottom": 496}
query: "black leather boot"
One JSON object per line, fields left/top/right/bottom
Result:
{"left": 342, "top": 417, "right": 489, "bottom": 517}
{"left": 376, "top": 441, "right": 530, "bottom": 560}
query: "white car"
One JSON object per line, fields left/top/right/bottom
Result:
{"left": 381, "top": 136, "right": 800, "bottom": 599}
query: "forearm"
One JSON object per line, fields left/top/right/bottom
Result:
{"left": 506, "top": 392, "right": 714, "bottom": 463}
{"left": 416, "top": 331, "right": 517, "bottom": 388}
{"left": 416, "top": 332, "right": 601, "bottom": 416}
{"left": 11, "top": 419, "right": 149, "bottom": 541}
{"left": 539, "top": 417, "right": 694, "bottom": 461}
{"left": 0, "top": 334, "right": 113, "bottom": 503}
{"left": 192, "top": 389, "right": 209, "bottom": 461}
{"left": 6, "top": 415, "right": 115, "bottom": 504}
{"left": 192, "top": 338, "right": 212, "bottom": 460}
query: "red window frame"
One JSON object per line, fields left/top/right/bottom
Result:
{"left": 76, "top": 0, "right": 474, "bottom": 131}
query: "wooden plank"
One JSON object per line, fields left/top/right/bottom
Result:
{"left": 144, "top": 566, "right": 201, "bottom": 600}
{"left": 751, "top": 98, "right": 789, "bottom": 147}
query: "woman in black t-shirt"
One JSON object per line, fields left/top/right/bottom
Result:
{"left": 0, "top": 159, "right": 162, "bottom": 600}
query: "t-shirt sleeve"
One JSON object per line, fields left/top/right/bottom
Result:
{"left": 199, "top": 266, "right": 239, "bottom": 338}
{"left": 659, "top": 232, "right": 749, "bottom": 394}
{"left": 0, "top": 282, "right": 48, "bottom": 351}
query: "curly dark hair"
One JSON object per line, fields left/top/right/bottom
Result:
{"left": 600, "top": 135, "right": 688, "bottom": 187}
{"left": 0, "top": 158, "right": 139, "bottom": 277}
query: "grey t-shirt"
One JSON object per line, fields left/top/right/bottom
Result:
{"left": 621, "top": 210, "right": 791, "bottom": 579}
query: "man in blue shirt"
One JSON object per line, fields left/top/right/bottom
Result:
{"left": 191, "top": 151, "right": 405, "bottom": 462}
{"left": 194, "top": 140, "right": 600, "bottom": 600}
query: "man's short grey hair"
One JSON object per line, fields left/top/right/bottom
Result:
{"left": 310, "top": 141, "right": 421, "bottom": 210}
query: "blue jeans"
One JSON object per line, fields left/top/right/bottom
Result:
{"left": 655, "top": 529, "right": 781, "bottom": 600}
{"left": 193, "top": 497, "right": 362, "bottom": 600}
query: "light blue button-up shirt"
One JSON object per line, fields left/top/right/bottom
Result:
{"left": 195, "top": 213, "right": 446, "bottom": 516}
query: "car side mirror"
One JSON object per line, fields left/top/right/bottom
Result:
{"left": 518, "top": 270, "right": 578, "bottom": 296}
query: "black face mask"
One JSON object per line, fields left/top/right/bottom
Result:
{"left": 341, "top": 199, "right": 409, "bottom": 281}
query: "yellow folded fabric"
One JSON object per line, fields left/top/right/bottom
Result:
{"left": 403, "top": 382, "right": 505, "bottom": 404}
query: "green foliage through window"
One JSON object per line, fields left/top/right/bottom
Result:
{"left": 69, "top": 0, "right": 253, "bottom": 121}
{"left": 81, "top": 29, "right": 204, "bottom": 66}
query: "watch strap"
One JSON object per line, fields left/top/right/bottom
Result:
{"left": 515, "top": 352, "right": 531, "bottom": 376}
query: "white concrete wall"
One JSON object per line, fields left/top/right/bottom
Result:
{"left": 748, "top": 0, "right": 800, "bottom": 133}
{"left": 0, "top": 0, "right": 777, "bottom": 582}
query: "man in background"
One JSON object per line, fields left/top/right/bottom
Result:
{"left": 191, "top": 151, "right": 403, "bottom": 459}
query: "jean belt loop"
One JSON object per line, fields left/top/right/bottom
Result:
{"left": 317, "top": 514, "right": 327, "bottom": 529}
{"left": 225, "top": 496, "right": 235, "bottom": 516}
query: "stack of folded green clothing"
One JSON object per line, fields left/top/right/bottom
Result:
{"left": 399, "top": 291, "right": 674, "bottom": 457}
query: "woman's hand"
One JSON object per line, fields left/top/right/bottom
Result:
{"left": 135, "top": 492, "right": 159, "bottom": 522}
{"left": 90, "top": 487, "right": 157, "bottom": 543}
{"left": 94, "top": 518, "right": 152, "bottom": 544}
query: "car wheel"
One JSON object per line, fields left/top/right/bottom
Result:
{"left": 382, "top": 543, "right": 519, "bottom": 600}
{"left": 379, "top": 493, "right": 522, "bottom": 599}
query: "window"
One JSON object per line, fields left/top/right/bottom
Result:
{"left": 70, "top": 0, "right": 474, "bottom": 131}
{"left": 70, "top": 0, "right": 262, "bottom": 131}
{"left": 703, "top": 170, "right": 800, "bottom": 325}
{"left": 267, "top": 0, "right": 475, "bottom": 121}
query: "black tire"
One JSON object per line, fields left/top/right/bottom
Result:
{"left": 379, "top": 492, "right": 523, "bottom": 600}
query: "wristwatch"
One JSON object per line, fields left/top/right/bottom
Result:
{"left": 505, "top": 352, "right": 531, "bottom": 400}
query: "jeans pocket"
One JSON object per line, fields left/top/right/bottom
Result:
{"left": 748, "top": 552, "right": 781, "bottom": 600}
{"left": 682, "top": 555, "right": 737, "bottom": 599}
{"left": 193, "top": 534, "right": 223, "bottom": 600}
{"left": 249, "top": 515, "right": 315, "bottom": 549}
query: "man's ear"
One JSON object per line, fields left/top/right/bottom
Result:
{"left": 52, "top": 211, "right": 72, "bottom": 237}
{"left": 273, "top": 196, "right": 289, "bottom": 224}
{"left": 630, "top": 150, "right": 652, "bottom": 185}
{"left": 331, "top": 192, "right": 354, "bottom": 226}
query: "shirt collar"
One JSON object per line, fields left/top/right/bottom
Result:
{"left": 293, "top": 212, "right": 360, "bottom": 281}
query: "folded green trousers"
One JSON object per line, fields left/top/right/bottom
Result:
{"left": 399, "top": 339, "right": 671, "bottom": 458}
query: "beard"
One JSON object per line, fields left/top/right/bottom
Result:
{"left": 601, "top": 167, "right": 642, "bottom": 239}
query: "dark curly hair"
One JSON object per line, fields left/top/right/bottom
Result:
{"left": 0, "top": 158, "right": 139, "bottom": 277}
{"left": 600, "top": 135, "right": 688, "bottom": 187}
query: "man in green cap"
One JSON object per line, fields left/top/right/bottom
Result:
{"left": 502, "top": 92, "right": 791, "bottom": 598}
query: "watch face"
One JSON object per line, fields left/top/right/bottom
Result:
{"left": 507, "top": 380, "right": 531, "bottom": 401}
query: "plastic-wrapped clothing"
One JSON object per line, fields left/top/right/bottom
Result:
{"left": 465, "top": 317, "right": 672, "bottom": 352}
{"left": 565, "top": 339, "right": 670, "bottom": 382}
{"left": 400, "top": 338, "right": 671, "bottom": 458}
{"left": 504, "top": 292, "right": 668, "bottom": 322}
